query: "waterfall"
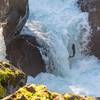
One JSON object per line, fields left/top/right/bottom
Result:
{"left": 26, "top": 0, "right": 100, "bottom": 97}
{"left": 23, "top": 0, "right": 90, "bottom": 76}
{"left": 0, "top": 25, "right": 7, "bottom": 61}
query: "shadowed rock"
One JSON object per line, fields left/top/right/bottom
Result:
{"left": 6, "top": 35, "right": 46, "bottom": 77}
{"left": 78, "top": 0, "right": 100, "bottom": 59}
{"left": 0, "top": 0, "right": 46, "bottom": 77}
{"left": 0, "top": 0, "right": 29, "bottom": 45}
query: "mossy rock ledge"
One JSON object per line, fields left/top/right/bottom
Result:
{"left": 3, "top": 84, "right": 95, "bottom": 100}
{"left": 0, "top": 61, "right": 27, "bottom": 99}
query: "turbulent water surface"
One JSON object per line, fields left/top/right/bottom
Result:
{"left": 0, "top": 26, "right": 7, "bottom": 61}
{"left": 23, "top": 0, "right": 100, "bottom": 96}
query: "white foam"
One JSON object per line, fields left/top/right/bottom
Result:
{"left": 23, "top": 0, "right": 90, "bottom": 76}
{"left": 25, "top": 0, "right": 100, "bottom": 97}
{"left": 27, "top": 56, "right": 100, "bottom": 96}
{"left": 0, "top": 26, "right": 7, "bottom": 61}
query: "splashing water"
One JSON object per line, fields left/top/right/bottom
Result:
{"left": 24, "top": 0, "right": 100, "bottom": 97}
{"left": 23, "top": 0, "right": 90, "bottom": 76}
{"left": 0, "top": 25, "right": 7, "bottom": 61}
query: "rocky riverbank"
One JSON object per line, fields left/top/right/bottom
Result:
{"left": 0, "top": 61, "right": 95, "bottom": 100}
{"left": 3, "top": 84, "right": 94, "bottom": 100}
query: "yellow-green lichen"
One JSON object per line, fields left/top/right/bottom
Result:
{"left": 3, "top": 84, "right": 94, "bottom": 100}
{"left": 0, "top": 83, "right": 6, "bottom": 98}
{"left": 0, "top": 61, "right": 27, "bottom": 99}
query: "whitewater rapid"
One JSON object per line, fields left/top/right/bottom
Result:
{"left": 23, "top": 0, "right": 100, "bottom": 97}
{"left": 0, "top": 25, "right": 7, "bottom": 61}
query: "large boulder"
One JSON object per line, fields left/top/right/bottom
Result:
{"left": 6, "top": 35, "right": 46, "bottom": 77}
{"left": 0, "top": 0, "right": 29, "bottom": 45}
{"left": 0, "top": 0, "right": 45, "bottom": 77}
{"left": 78, "top": 0, "right": 100, "bottom": 59}
{"left": 3, "top": 84, "right": 93, "bottom": 100}
{"left": 0, "top": 61, "right": 27, "bottom": 99}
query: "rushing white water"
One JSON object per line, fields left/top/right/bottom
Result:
{"left": 23, "top": 0, "right": 90, "bottom": 76}
{"left": 24, "top": 0, "right": 100, "bottom": 97}
{"left": 0, "top": 25, "right": 7, "bottom": 61}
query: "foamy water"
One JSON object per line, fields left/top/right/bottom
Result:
{"left": 0, "top": 25, "right": 7, "bottom": 61}
{"left": 24, "top": 0, "right": 100, "bottom": 97}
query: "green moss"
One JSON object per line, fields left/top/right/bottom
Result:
{"left": 0, "top": 61, "right": 27, "bottom": 99}
{"left": 0, "top": 83, "right": 6, "bottom": 98}
{"left": 3, "top": 84, "right": 94, "bottom": 100}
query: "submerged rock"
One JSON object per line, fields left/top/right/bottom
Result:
{"left": 78, "top": 0, "right": 100, "bottom": 59}
{"left": 6, "top": 35, "right": 46, "bottom": 77}
{"left": 3, "top": 84, "right": 93, "bottom": 100}
{"left": 0, "top": 61, "right": 27, "bottom": 99}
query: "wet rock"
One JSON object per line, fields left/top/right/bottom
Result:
{"left": 3, "top": 84, "right": 94, "bottom": 100}
{"left": 6, "top": 35, "right": 46, "bottom": 77}
{"left": 0, "top": 0, "right": 45, "bottom": 77}
{"left": 78, "top": 0, "right": 100, "bottom": 59}
{"left": 0, "top": 61, "right": 27, "bottom": 99}
{"left": 0, "top": 0, "right": 29, "bottom": 45}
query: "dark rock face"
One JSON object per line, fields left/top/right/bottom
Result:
{"left": 0, "top": 0, "right": 29, "bottom": 45}
{"left": 78, "top": 0, "right": 100, "bottom": 59}
{"left": 6, "top": 35, "right": 46, "bottom": 77}
{"left": 0, "top": 0, "right": 46, "bottom": 76}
